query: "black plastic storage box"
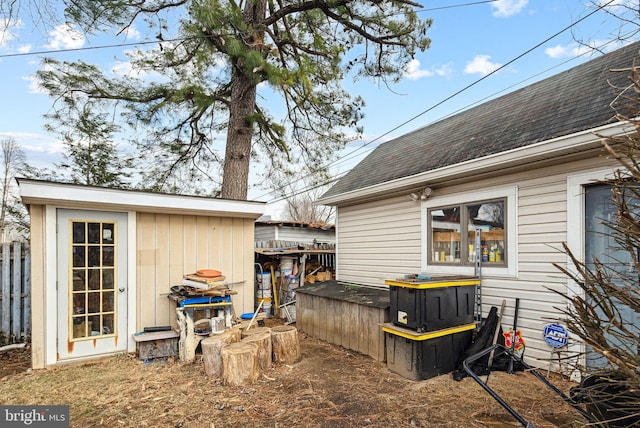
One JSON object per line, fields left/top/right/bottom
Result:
{"left": 385, "top": 277, "right": 478, "bottom": 332}
{"left": 383, "top": 323, "right": 474, "bottom": 381}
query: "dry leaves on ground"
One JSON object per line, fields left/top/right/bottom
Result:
{"left": 0, "top": 320, "right": 586, "bottom": 427}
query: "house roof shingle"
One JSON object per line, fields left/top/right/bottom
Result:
{"left": 321, "top": 41, "right": 640, "bottom": 200}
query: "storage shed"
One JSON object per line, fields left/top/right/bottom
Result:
{"left": 18, "top": 178, "right": 264, "bottom": 368}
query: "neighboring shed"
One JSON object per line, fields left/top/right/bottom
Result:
{"left": 316, "top": 41, "right": 640, "bottom": 372}
{"left": 18, "top": 178, "right": 264, "bottom": 369}
{"left": 254, "top": 219, "right": 335, "bottom": 248}
{"left": 254, "top": 219, "right": 336, "bottom": 296}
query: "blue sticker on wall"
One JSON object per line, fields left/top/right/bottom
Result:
{"left": 543, "top": 323, "right": 568, "bottom": 348}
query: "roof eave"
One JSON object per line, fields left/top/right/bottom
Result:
{"left": 316, "top": 121, "right": 630, "bottom": 206}
{"left": 17, "top": 178, "right": 266, "bottom": 219}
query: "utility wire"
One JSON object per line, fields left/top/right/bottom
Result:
{"left": 0, "top": 38, "right": 188, "bottom": 58}
{"left": 417, "top": 0, "right": 499, "bottom": 13}
{"left": 260, "top": 0, "right": 619, "bottom": 203}
{"left": 326, "top": 33, "right": 631, "bottom": 175}
{"left": 0, "top": 1, "right": 499, "bottom": 59}
{"left": 0, "top": 0, "right": 622, "bottom": 204}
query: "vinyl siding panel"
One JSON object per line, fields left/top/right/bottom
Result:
{"left": 333, "top": 156, "right": 620, "bottom": 367}
{"left": 337, "top": 195, "right": 421, "bottom": 287}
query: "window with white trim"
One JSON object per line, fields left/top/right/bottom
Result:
{"left": 428, "top": 198, "right": 506, "bottom": 266}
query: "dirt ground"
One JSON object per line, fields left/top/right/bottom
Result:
{"left": 0, "top": 319, "right": 587, "bottom": 428}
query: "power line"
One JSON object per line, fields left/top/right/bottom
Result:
{"left": 417, "top": 0, "right": 499, "bottom": 13}
{"left": 260, "top": 0, "right": 619, "bottom": 203}
{"left": 0, "top": 38, "right": 187, "bottom": 59}
{"left": 0, "top": 1, "right": 499, "bottom": 60}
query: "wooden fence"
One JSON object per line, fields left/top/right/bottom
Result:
{"left": 0, "top": 242, "right": 30, "bottom": 343}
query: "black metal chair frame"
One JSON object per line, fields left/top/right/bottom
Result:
{"left": 462, "top": 343, "right": 594, "bottom": 427}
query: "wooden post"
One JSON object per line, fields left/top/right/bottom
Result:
{"left": 242, "top": 330, "right": 272, "bottom": 372}
{"left": 221, "top": 342, "right": 259, "bottom": 386}
{"left": 271, "top": 325, "right": 301, "bottom": 364}
{"left": 201, "top": 330, "right": 237, "bottom": 377}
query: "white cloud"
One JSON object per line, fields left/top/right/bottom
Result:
{"left": 545, "top": 40, "right": 621, "bottom": 59}
{"left": 404, "top": 59, "right": 434, "bottom": 80}
{"left": 598, "top": 0, "right": 634, "bottom": 7}
{"left": 404, "top": 59, "right": 454, "bottom": 81}
{"left": 123, "top": 24, "right": 141, "bottom": 41}
{"left": 545, "top": 44, "right": 572, "bottom": 59}
{"left": 464, "top": 55, "right": 502, "bottom": 76}
{"left": 0, "top": 18, "right": 22, "bottom": 49}
{"left": 491, "top": 0, "right": 528, "bottom": 18}
{"left": 434, "top": 63, "right": 454, "bottom": 78}
{"left": 24, "top": 74, "right": 45, "bottom": 94}
{"left": 17, "top": 44, "right": 32, "bottom": 54}
{"left": 0, "top": 132, "right": 65, "bottom": 168}
{"left": 45, "top": 24, "right": 85, "bottom": 50}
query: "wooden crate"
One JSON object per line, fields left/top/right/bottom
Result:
{"left": 133, "top": 330, "right": 180, "bottom": 360}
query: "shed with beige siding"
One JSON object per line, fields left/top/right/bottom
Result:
{"left": 316, "top": 41, "right": 640, "bottom": 373}
{"left": 18, "top": 178, "right": 264, "bottom": 369}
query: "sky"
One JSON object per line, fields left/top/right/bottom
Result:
{"left": 0, "top": 0, "right": 638, "bottom": 218}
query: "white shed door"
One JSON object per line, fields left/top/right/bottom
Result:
{"left": 57, "top": 209, "right": 128, "bottom": 360}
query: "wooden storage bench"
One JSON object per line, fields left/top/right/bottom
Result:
{"left": 296, "top": 280, "right": 389, "bottom": 362}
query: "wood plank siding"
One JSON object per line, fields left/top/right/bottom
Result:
{"left": 334, "top": 156, "right": 619, "bottom": 366}
{"left": 136, "top": 213, "right": 255, "bottom": 331}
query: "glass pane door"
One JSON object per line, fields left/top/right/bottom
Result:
{"left": 70, "top": 221, "right": 117, "bottom": 340}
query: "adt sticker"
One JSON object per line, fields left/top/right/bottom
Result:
{"left": 543, "top": 323, "right": 568, "bottom": 348}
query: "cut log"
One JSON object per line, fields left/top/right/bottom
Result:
{"left": 271, "top": 325, "right": 301, "bottom": 364}
{"left": 241, "top": 330, "right": 272, "bottom": 372}
{"left": 221, "top": 342, "right": 259, "bottom": 386}
{"left": 241, "top": 326, "right": 271, "bottom": 339}
{"left": 201, "top": 331, "right": 237, "bottom": 378}
{"left": 177, "top": 309, "right": 203, "bottom": 362}
{"left": 236, "top": 320, "right": 258, "bottom": 332}
{"left": 225, "top": 326, "right": 242, "bottom": 343}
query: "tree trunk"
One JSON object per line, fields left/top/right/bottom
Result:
{"left": 220, "top": 0, "right": 267, "bottom": 200}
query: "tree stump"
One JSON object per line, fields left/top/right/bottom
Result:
{"left": 201, "top": 330, "right": 237, "bottom": 378}
{"left": 236, "top": 320, "right": 258, "bottom": 332}
{"left": 225, "top": 326, "right": 242, "bottom": 342}
{"left": 242, "top": 330, "right": 272, "bottom": 372}
{"left": 241, "top": 326, "right": 271, "bottom": 339}
{"left": 271, "top": 325, "right": 301, "bottom": 364}
{"left": 221, "top": 342, "right": 259, "bottom": 386}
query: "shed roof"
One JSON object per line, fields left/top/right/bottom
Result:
{"left": 255, "top": 219, "right": 335, "bottom": 231}
{"left": 17, "top": 178, "right": 265, "bottom": 218}
{"left": 320, "top": 41, "right": 640, "bottom": 202}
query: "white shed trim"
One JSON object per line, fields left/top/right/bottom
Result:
{"left": 17, "top": 178, "right": 265, "bottom": 218}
